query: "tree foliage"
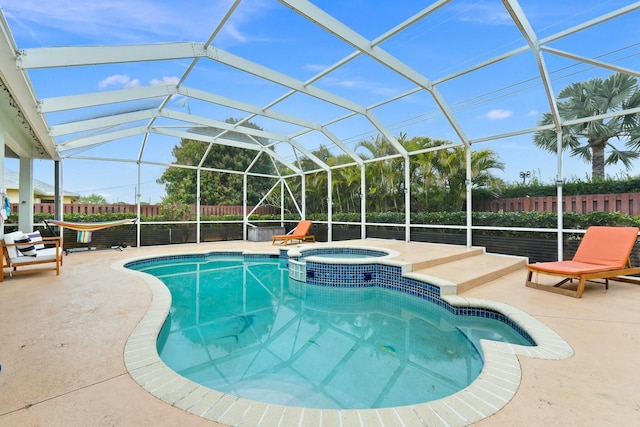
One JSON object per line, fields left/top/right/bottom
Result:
{"left": 159, "top": 117, "right": 504, "bottom": 214}
{"left": 289, "top": 135, "right": 504, "bottom": 214}
{"left": 533, "top": 72, "right": 640, "bottom": 180}
{"left": 158, "top": 119, "right": 277, "bottom": 205}
{"left": 78, "top": 193, "right": 108, "bottom": 204}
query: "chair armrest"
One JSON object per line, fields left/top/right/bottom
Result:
{"left": 2, "top": 242, "right": 22, "bottom": 247}
{"left": 41, "top": 237, "right": 62, "bottom": 245}
{"left": 1, "top": 241, "right": 59, "bottom": 247}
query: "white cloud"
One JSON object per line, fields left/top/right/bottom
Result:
{"left": 223, "top": 24, "right": 248, "bottom": 43}
{"left": 335, "top": 80, "right": 359, "bottom": 88}
{"left": 319, "top": 76, "right": 397, "bottom": 96}
{"left": 98, "top": 74, "right": 180, "bottom": 90}
{"left": 303, "top": 64, "right": 329, "bottom": 73}
{"left": 2, "top": 0, "right": 238, "bottom": 43}
{"left": 99, "top": 74, "right": 139, "bottom": 89}
{"left": 528, "top": 109, "right": 540, "bottom": 117}
{"left": 452, "top": 4, "right": 512, "bottom": 26}
{"left": 485, "top": 109, "right": 513, "bottom": 119}
{"left": 150, "top": 76, "right": 180, "bottom": 86}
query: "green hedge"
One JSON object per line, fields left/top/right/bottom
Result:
{"left": 24, "top": 210, "right": 640, "bottom": 231}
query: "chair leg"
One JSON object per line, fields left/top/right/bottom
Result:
{"left": 576, "top": 276, "right": 587, "bottom": 298}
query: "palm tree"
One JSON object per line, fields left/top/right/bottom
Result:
{"left": 430, "top": 146, "right": 504, "bottom": 211}
{"left": 356, "top": 135, "right": 405, "bottom": 212}
{"left": 402, "top": 136, "right": 504, "bottom": 212}
{"left": 404, "top": 136, "right": 444, "bottom": 211}
{"left": 533, "top": 72, "right": 640, "bottom": 180}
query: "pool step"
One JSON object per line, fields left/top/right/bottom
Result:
{"left": 409, "top": 245, "right": 485, "bottom": 271}
{"left": 412, "top": 252, "right": 526, "bottom": 294}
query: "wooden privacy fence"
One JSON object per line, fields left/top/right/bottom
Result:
{"left": 18, "top": 203, "right": 279, "bottom": 217}
{"left": 16, "top": 194, "right": 640, "bottom": 216}
{"left": 473, "top": 193, "right": 640, "bottom": 215}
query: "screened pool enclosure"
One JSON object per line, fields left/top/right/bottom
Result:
{"left": 0, "top": 1, "right": 639, "bottom": 260}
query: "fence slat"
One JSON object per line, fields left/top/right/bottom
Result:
{"left": 473, "top": 193, "right": 639, "bottom": 214}
{"left": 16, "top": 204, "right": 278, "bottom": 217}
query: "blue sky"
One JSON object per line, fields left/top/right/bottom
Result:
{"left": 2, "top": 0, "right": 639, "bottom": 203}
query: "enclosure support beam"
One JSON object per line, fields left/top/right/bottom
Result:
{"left": 243, "top": 173, "right": 248, "bottom": 241}
{"left": 327, "top": 169, "right": 332, "bottom": 242}
{"left": 301, "top": 174, "right": 306, "bottom": 220}
{"left": 404, "top": 156, "right": 411, "bottom": 242}
{"left": 556, "top": 129, "right": 564, "bottom": 261}
{"left": 54, "top": 161, "right": 63, "bottom": 222}
{"left": 280, "top": 179, "right": 285, "bottom": 227}
{"left": 136, "top": 163, "right": 141, "bottom": 248}
{"left": 361, "top": 165, "right": 366, "bottom": 240}
{"left": 18, "top": 157, "right": 34, "bottom": 233}
{"left": 466, "top": 148, "right": 473, "bottom": 248}
{"left": 0, "top": 133, "right": 4, "bottom": 237}
{"left": 196, "top": 168, "right": 201, "bottom": 244}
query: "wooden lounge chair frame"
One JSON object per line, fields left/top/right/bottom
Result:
{"left": 1, "top": 231, "right": 63, "bottom": 281}
{"left": 272, "top": 220, "right": 315, "bottom": 245}
{"left": 525, "top": 226, "right": 640, "bottom": 298}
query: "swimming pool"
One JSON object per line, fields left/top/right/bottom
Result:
{"left": 127, "top": 253, "right": 532, "bottom": 409}
{"left": 119, "top": 243, "right": 573, "bottom": 426}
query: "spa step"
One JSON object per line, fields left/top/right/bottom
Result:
{"left": 404, "top": 245, "right": 486, "bottom": 271}
{"left": 412, "top": 253, "right": 526, "bottom": 294}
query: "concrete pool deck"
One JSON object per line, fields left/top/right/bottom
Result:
{"left": 0, "top": 239, "right": 638, "bottom": 426}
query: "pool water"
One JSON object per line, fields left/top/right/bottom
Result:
{"left": 130, "top": 255, "right": 531, "bottom": 409}
{"left": 300, "top": 253, "right": 377, "bottom": 261}
{"left": 297, "top": 247, "right": 389, "bottom": 262}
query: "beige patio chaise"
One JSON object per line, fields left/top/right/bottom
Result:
{"left": 525, "top": 226, "right": 640, "bottom": 298}
{"left": 1, "top": 230, "right": 63, "bottom": 281}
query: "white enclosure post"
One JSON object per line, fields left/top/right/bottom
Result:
{"left": 465, "top": 147, "right": 473, "bottom": 248}
{"left": 18, "top": 157, "right": 34, "bottom": 232}
{"left": 196, "top": 168, "right": 201, "bottom": 244}
{"left": 404, "top": 156, "right": 411, "bottom": 242}
{"left": 327, "top": 169, "right": 332, "bottom": 242}
{"left": 54, "top": 161, "right": 62, "bottom": 221}
{"left": 0, "top": 132, "right": 4, "bottom": 237}
{"left": 301, "top": 174, "right": 306, "bottom": 219}
{"left": 243, "top": 173, "right": 248, "bottom": 240}
{"left": 360, "top": 165, "right": 366, "bottom": 240}
{"left": 556, "top": 129, "right": 564, "bottom": 261}
{"left": 136, "top": 163, "right": 141, "bottom": 247}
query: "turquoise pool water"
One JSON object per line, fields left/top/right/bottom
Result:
{"left": 297, "top": 247, "right": 389, "bottom": 262}
{"left": 128, "top": 255, "right": 532, "bottom": 409}
{"left": 299, "top": 253, "right": 379, "bottom": 262}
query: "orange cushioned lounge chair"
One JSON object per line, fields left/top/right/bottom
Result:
{"left": 525, "top": 226, "right": 640, "bottom": 298}
{"left": 272, "top": 220, "right": 315, "bottom": 245}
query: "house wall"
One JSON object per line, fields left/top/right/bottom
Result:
{"left": 4, "top": 189, "right": 75, "bottom": 205}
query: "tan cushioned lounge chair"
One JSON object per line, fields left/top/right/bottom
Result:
{"left": 525, "top": 226, "right": 640, "bottom": 298}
